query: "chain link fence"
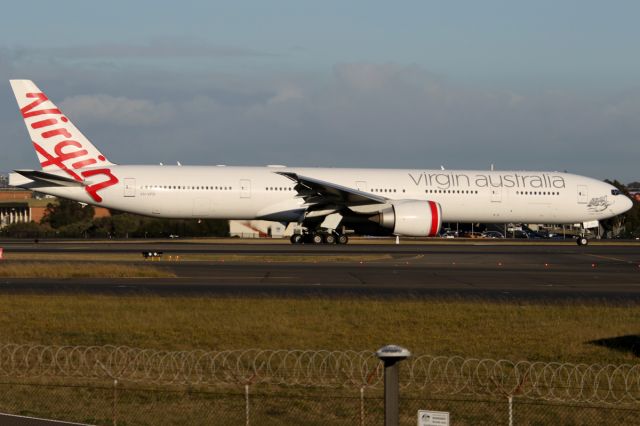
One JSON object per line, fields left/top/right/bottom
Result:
{"left": 0, "top": 344, "right": 638, "bottom": 425}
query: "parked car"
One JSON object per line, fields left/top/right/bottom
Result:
{"left": 512, "top": 230, "right": 530, "bottom": 239}
{"left": 460, "top": 231, "right": 483, "bottom": 239}
{"left": 481, "top": 231, "right": 504, "bottom": 239}
{"left": 546, "top": 232, "right": 565, "bottom": 240}
{"left": 440, "top": 231, "right": 458, "bottom": 239}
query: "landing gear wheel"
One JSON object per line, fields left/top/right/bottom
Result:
{"left": 312, "top": 233, "right": 324, "bottom": 244}
{"left": 324, "top": 234, "right": 336, "bottom": 244}
{"left": 577, "top": 237, "right": 589, "bottom": 246}
{"left": 337, "top": 234, "right": 349, "bottom": 245}
{"left": 290, "top": 234, "right": 303, "bottom": 244}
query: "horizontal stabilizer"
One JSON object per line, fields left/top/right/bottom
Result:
{"left": 12, "top": 169, "right": 86, "bottom": 187}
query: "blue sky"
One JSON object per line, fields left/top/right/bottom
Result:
{"left": 1, "top": 1, "right": 639, "bottom": 181}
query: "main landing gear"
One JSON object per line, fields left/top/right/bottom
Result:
{"left": 290, "top": 232, "right": 349, "bottom": 245}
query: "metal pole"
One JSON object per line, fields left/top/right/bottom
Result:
{"left": 376, "top": 345, "right": 410, "bottom": 426}
{"left": 508, "top": 395, "right": 513, "bottom": 426}
{"left": 113, "top": 379, "right": 118, "bottom": 426}
{"left": 383, "top": 359, "right": 400, "bottom": 426}
{"left": 245, "top": 384, "right": 250, "bottom": 426}
{"left": 360, "top": 387, "right": 365, "bottom": 426}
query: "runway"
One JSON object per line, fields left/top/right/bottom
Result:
{"left": 1, "top": 240, "right": 639, "bottom": 301}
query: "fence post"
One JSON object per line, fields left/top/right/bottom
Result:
{"left": 112, "top": 379, "right": 118, "bottom": 426}
{"left": 508, "top": 395, "right": 513, "bottom": 426}
{"left": 376, "top": 345, "right": 411, "bottom": 426}
{"left": 360, "top": 387, "right": 365, "bottom": 426}
{"left": 245, "top": 384, "right": 250, "bottom": 426}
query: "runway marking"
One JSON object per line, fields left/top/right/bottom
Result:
{"left": 182, "top": 276, "right": 297, "bottom": 280}
{"left": 348, "top": 272, "right": 366, "bottom": 285}
{"left": 584, "top": 254, "right": 632, "bottom": 263}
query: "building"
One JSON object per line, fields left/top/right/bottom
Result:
{"left": 0, "top": 188, "right": 110, "bottom": 228}
{"left": 229, "top": 220, "right": 294, "bottom": 238}
{"left": 0, "top": 189, "right": 45, "bottom": 227}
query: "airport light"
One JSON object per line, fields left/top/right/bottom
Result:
{"left": 376, "top": 345, "right": 411, "bottom": 426}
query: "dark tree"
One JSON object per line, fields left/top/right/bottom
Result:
{"left": 603, "top": 180, "right": 640, "bottom": 238}
{"left": 41, "top": 199, "right": 95, "bottom": 229}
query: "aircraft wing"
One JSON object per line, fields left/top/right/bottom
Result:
{"left": 277, "top": 172, "right": 387, "bottom": 206}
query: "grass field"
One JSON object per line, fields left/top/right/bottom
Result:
{"left": 0, "top": 295, "right": 638, "bottom": 364}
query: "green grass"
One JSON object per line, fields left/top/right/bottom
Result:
{"left": 0, "top": 295, "right": 638, "bottom": 363}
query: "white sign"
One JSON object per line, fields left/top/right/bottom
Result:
{"left": 418, "top": 410, "right": 450, "bottom": 426}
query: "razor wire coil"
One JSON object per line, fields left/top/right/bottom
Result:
{"left": 0, "top": 344, "right": 639, "bottom": 404}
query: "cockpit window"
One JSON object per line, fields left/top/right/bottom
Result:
{"left": 611, "top": 189, "right": 622, "bottom": 195}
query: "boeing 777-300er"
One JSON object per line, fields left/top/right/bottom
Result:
{"left": 7, "top": 80, "right": 634, "bottom": 245}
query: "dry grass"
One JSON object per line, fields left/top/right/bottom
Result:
{"left": 0, "top": 295, "right": 637, "bottom": 363}
{"left": 0, "top": 295, "right": 637, "bottom": 424}
{"left": 0, "top": 262, "right": 174, "bottom": 278}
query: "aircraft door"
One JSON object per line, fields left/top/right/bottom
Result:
{"left": 577, "top": 185, "right": 588, "bottom": 204}
{"left": 356, "top": 181, "right": 368, "bottom": 192}
{"left": 240, "top": 179, "right": 251, "bottom": 198}
{"left": 124, "top": 178, "right": 136, "bottom": 197}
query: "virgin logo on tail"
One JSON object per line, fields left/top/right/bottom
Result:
{"left": 19, "top": 90, "right": 118, "bottom": 203}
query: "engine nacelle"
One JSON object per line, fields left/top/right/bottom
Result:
{"left": 371, "top": 200, "right": 442, "bottom": 237}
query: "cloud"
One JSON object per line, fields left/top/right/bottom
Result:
{"left": 60, "top": 95, "right": 175, "bottom": 126}
{"left": 15, "top": 39, "right": 276, "bottom": 59}
{"left": 333, "top": 62, "right": 443, "bottom": 93}
{"left": 1, "top": 58, "right": 638, "bottom": 182}
{"left": 267, "top": 86, "right": 305, "bottom": 105}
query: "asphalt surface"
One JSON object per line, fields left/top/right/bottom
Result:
{"left": 1, "top": 240, "right": 639, "bottom": 301}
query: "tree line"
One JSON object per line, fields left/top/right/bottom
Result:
{"left": 1, "top": 199, "right": 229, "bottom": 238}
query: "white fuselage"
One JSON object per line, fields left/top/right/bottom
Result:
{"left": 33, "top": 165, "right": 631, "bottom": 225}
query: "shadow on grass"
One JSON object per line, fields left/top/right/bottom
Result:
{"left": 588, "top": 335, "right": 640, "bottom": 357}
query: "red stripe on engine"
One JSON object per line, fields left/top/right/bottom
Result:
{"left": 428, "top": 201, "right": 439, "bottom": 237}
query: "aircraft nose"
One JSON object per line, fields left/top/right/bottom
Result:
{"left": 622, "top": 195, "right": 634, "bottom": 213}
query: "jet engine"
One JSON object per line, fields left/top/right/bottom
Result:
{"left": 369, "top": 200, "right": 442, "bottom": 237}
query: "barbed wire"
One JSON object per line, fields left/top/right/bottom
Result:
{"left": 407, "top": 355, "right": 640, "bottom": 404}
{"left": 0, "top": 344, "right": 639, "bottom": 404}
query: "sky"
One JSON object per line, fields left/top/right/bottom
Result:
{"left": 1, "top": 1, "right": 639, "bottom": 182}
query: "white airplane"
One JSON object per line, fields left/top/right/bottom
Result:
{"left": 7, "top": 80, "right": 633, "bottom": 245}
